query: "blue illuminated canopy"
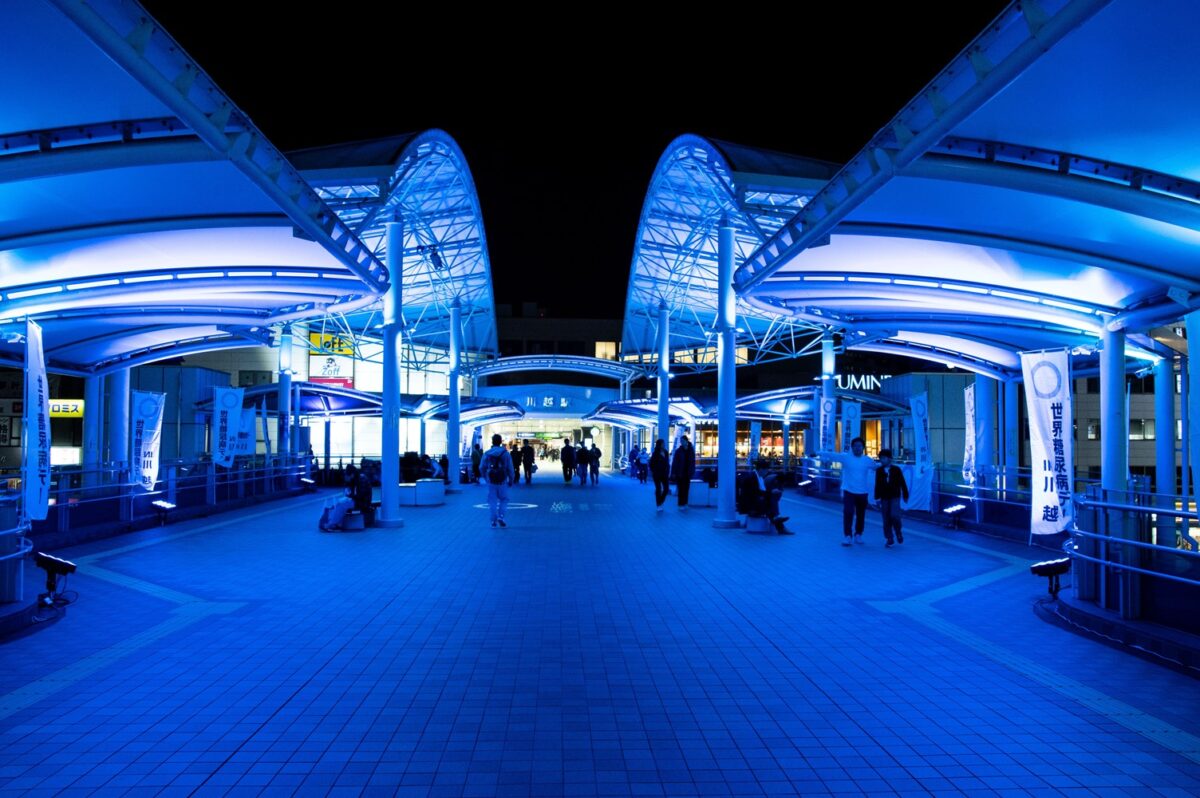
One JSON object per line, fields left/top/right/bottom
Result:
{"left": 734, "top": 0, "right": 1196, "bottom": 376}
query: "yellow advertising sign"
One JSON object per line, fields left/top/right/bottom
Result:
{"left": 308, "top": 332, "right": 354, "bottom": 356}
{"left": 49, "top": 399, "right": 84, "bottom": 418}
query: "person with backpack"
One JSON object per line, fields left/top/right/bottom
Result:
{"left": 637, "top": 447, "right": 650, "bottom": 484}
{"left": 561, "top": 438, "right": 575, "bottom": 484}
{"left": 483, "top": 433, "right": 515, "bottom": 527}
{"left": 649, "top": 439, "right": 670, "bottom": 511}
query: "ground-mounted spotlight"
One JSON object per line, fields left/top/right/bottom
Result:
{"left": 943, "top": 503, "right": 968, "bottom": 529}
{"left": 797, "top": 479, "right": 813, "bottom": 496}
{"left": 33, "top": 551, "right": 77, "bottom": 608}
{"left": 300, "top": 477, "right": 317, "bottom": 493}
{"left": 152, "top": 499, "right": 176, "bottom": 526}
{"left": 1030, "top": 557, "right": 1070, "bottom": 599}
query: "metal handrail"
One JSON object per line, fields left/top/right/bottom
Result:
{"left": 1070, "top": 528, "right": 1200, "bottom": 560}
{"left": 1063, "top": 540, "right": 1200, "bottom": 588}
{"left": 1075, "top": 496, "right": 1200, "bottom": 522}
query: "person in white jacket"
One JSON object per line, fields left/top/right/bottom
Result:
{"left": 818, "top": 437, "right": 880, "bottom": 546}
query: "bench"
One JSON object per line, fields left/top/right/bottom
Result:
{"left": 688, "top": 480, "right": 712, "bottom": 508}
{"left": 743, "top": 514, "right": 773, "bottom": 534}
{"left": 415, "top": 478, "right": 445, "bottom": 506}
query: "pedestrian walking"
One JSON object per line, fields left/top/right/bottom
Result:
{"left": 670, "top": 434, "right": 696, "bottom": 509}
{"left": 818, "top": 437, "right": 881, "bottom": 546}
{"left": 470, "top": 443, "right": 483, "bottom": 484}
{"left": 521, "top": 440, "right": 536, "bottom": 485}
{"left": 589, "top": 443, "right": 601, "bottom": 485}
{"left": 575, "top": 443, "right": 589, "bottom": 486}
{"left": 874, "top": 449, "right": 909, "bottom": 547}
{"left": 561, "top": 439, "right": 575, "bottom": 484}
{"left": 483, "top": 433, "right": 514, "bottom": 527}
{"left": 649, "top": 439, "right": 670, "bottom": 511}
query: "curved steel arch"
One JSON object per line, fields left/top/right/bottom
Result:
{"left": 299, "top": 129, "right": 498, "bottom": 363}
{"left": 468, "top": 355, "right": 642, "bottom": 382}
{"left": 620, "top": 134, "right": 835, "bottom": 374}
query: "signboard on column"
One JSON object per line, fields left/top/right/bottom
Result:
{"left": 840, "top": 400, "right": 862, "bottom": 452}
{"left": 212, "top": 387, "right": 244, "bottom": 468}
{"left": 906, "top": 393, "right": 932, "bottom": 511}
{"left": 131, "top": 391, "right": 166, "bottom": 492}
{"left": 749, "top": 421, "right": 761, "bottom": 462}
{"left": 1021, "top": 349, "right": 1073, "bottom": 534}
{"left": 963, "top": 383, "right": 976, "bottom": 484}
{"left": 23, "top": 319, "right": 51, "bottom": 521}
{"left": 818, "top": 396, "right": 837, "bottom": 453}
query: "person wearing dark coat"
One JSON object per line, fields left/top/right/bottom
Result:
{"left": 738, "top": 460, "right": 792, "bottom": 533}
{"left": 649, "top": 439, "right": 670, "bottom": 511}
{"left": 521, "top": 441, "right": 536, "bottom": 485}
{"left": 588, "top": 443, "right": 602, "bottom": 485}
{"left": 575, "top": 444, "right": 589, "bottom": 486}
{"left": 669, "top": 435, "right": 696, "bottom": 509}
{"left": 874, "top": 449, "right": 910, "bottom": 546}
{"left": 561, "top": 439, "right": 575, "bottom": 484}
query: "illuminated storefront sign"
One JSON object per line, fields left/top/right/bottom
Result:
{"left": 49, "top": 399, "right": 84, "bottom": 418}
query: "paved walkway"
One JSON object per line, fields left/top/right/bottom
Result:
{"left": 1, "top": 472, "right": 1198, "bottom": 797}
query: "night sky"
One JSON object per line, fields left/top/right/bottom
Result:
{"left": 142, "top": 3, "right": 1009, "bottom": 319}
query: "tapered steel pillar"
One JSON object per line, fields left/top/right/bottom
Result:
{"left": 714, "top": 216, "right": 739, "bottom": 528}
{"left": 378, "top": 220, "right": 405, "bottom": 527}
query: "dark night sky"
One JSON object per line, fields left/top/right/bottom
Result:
{"left": 141, "top": 3, "right": 1009, "bottom": 319}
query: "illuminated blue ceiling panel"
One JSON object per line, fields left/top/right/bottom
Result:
{"left": 735, "top": 0, "right": 1194, "bottom": 376}
{"left": 0, "top": 0, "right": 392, "bottom": 375}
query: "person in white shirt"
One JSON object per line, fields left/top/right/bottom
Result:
{"left": 818, "top": 437, "right": 880, "bottom": 546}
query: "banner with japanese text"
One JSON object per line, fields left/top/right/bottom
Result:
{"left": 131, "top": 391, "right": 166, "bottom": 492}
{"left": 963, "top": 383, "right": 976, "bottom": 484}
{"left": 235, "top": 407, "right": 257, "bottom": 456}
{"left": 906, "top": 393, "right": 933, "bottom": 511}
{"left": 23, "top": 319, "right": 51, "bottom": 521}
{"left": 1021, "top": 349, "right": 1073, "bottom": 534}
{"left": 818, "top": 395, "right": 837, "bottom": 453}
{"left": 840, "top": 400, "right": 862, "bottom": 452}
{"left": 212, "top": 387, "right": 244, "bottom": 468}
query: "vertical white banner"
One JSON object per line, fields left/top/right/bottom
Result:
{"left": 131, "top": 391, "right": 166, "bottom": 492}
{"left": 963, "top": 383, "right": 976, "bottom": 484}
{"left": 907, "top": 393, "right": 933, "bottom": 511}
{"left": 748, "top": 421, "right": 762, "bottom": 462}
{"left": 1021, "top": 349, "right": 1073, "bottom": 534}
{"left": 212, "top": 387, "right": 244, "bottom": 468}
{"left": 818, "top": 396, "right": 837, "bottom": 453}
{"left": 23, "top": 319, "right": 51, "bottom": 521}
{"left": 235, "top": 407, "right": 257, "bottom": 456}
{"left": 259, "top": 400, "right": 271, "bottom": 453}
{"left": 840, "top": 401, "right": 862, "bottom": 452}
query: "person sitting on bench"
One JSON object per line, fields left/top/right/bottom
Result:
{"left": 322, "top": 464, "right": 373, "bottom": 531}
{"left": 737, "top": 460, "right": 792, "bottom": 534}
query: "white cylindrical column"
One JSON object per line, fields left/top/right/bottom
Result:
{"left": 714, "top": 216, "right": 739, "bottom": 528}
{"left": 1154, "top": 355, "right": 1176, "bottom": 544}
{"left": 277, "top": 324, "right": 293, "bottom": 460}
{"left": 83, "top": 375, "right": 103, "bottom": 486}
{"left": 446, "top": 299, "right": 463, "bottom": 492}
{"left": 657, "top": 303, "right": 670, "bottom": 448}
{"left": 1100, "top": 328, "right": 1128, "bottom": 495}
{"left": 975, "top": 375, "right": 996, "bottom": 486}
{"left": 107, "top": 368, "right": 131, "bottom": 475}
{"left": 1003, "top": 378, "right": 1019, "bottom": 499}
{"left": 378, "top": 220, "right": 405, "bottom": 527}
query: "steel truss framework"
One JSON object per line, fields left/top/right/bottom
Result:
{"left": 303, "top": 131, "right": 498, "bottom": 372}
{"left": 621, "top": 136, "right": 833, "bottom": 375}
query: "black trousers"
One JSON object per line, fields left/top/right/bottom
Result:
{"left": 676, "top": 478, "right": 691, "bottom": 507}
{"left": 523, "top": 463, "right": 533, "bottom": 484}
{"left": 563, "top": 462, "right": 573, "bottom": 483}
{"left": 653, "top": 476, "right": 670, "bottom": 506}
{"left": 879, "top": 498, "right": 903, "bottom": 542}
{"left": 843, "top": 491, "right": 869, "bottom": 536}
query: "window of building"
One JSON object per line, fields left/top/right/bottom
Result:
{"left": 238, "top": 370, "right": 273, "bottom": 387}
{"left": 1129, "top": 419, "right": 1155, "bottom": 441}
{"left": 1085, "top": 377, "right": 1100, "bottom": 394}
{"left": 594, "top": 341, "right": 618, "bottom": 360}
{"left": 1086, "top": 420, "right": 1100, "bottom": 440}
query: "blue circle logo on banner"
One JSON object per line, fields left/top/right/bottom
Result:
{"left": 1031, "top": 360, "right": 1062, "bottom": 399}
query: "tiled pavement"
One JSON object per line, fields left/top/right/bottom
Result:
{"left": 1, "top": 472, "right": 1198, "bottom": 797}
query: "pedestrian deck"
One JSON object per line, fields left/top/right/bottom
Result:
{"left": 1, "top": 472, "right": 1197, "bottom": 797}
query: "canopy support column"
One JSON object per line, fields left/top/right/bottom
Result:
{"left": 446, "top": 299, "right": 463, "bottom": 493}
{"left": 657, "top": 303, "right": 670, "bottom": 447}
{"left": 83, "top": 375, "right": 103, "bottom": 487}
{"left": 277, "top": 325, "right": 292, "bottom": 461}
{"left": 975, "top": 375, "right": 996, "bottom": 523}
{"left": 714, "top": 216, "right": 739, "bottom": 528}
{"left": 1003, "top": 378, "right": 1019, "bottom": 501}
{"left": 378, "top": 220, "right": 405, "bottom": 527}
{"left": 107, "top": 368, "right": 130, "bottom": 477}
{"left": 1155, "top": 355, "right": 1177, "bottom": 545}
{"left": 1101, "top": 326, "right": 1135, "bottom": 617}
